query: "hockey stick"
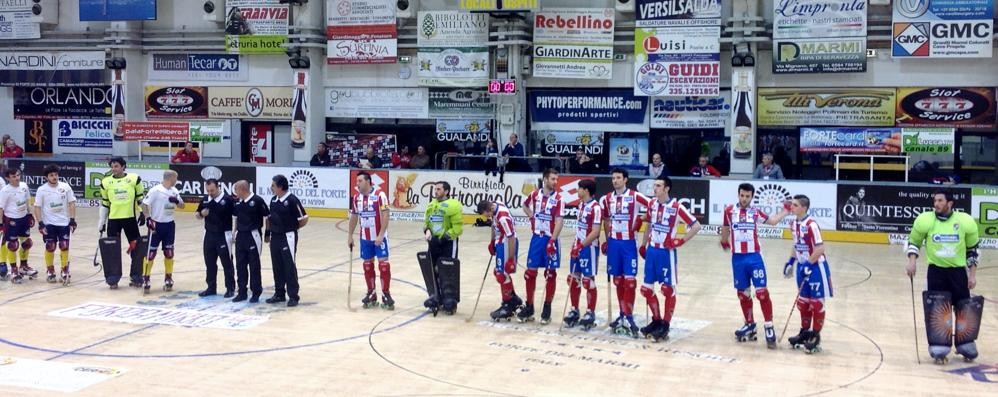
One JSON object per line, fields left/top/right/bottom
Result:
{"left": 465, "top": 254, "right": 495, "bottom": 323}
{"left": 909, "top": 275, "right": 921, "bottom": 364}
{"left": 92, "top": 225, "right": 104, "bottom": 267}
{"left": 779, "top": 276, "right": 809, "bottom": 343}
{"left": 346, "top": 246, "right": 356, "bottom": 312}
{"left": 558, "top": 258, "right": 577, "bottom": 333}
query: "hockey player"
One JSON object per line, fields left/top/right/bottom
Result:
{"left": 477, "top": 200, "right": 521, "bottom": 321}
{"left": 719, "top": 182, "right": 791, "bottom": 348}
{"left": 348, "top": 172, "right": 393, "bottom": 310}
{"left": 422, "top": 181, "right": 463, "bottom": 314}
{"left": 784, "top": 194, "right": 832, "bottom": 353}
{"left": 33, "top": 164, "right": 78, "bottom": 286}
{"left": 638, "top": 176, "right": 700, "bottom": 341}
{"left": 0, "top": 168, "right": 36, "bottom": 283}
{"left": 140, "top": 170, "right": 184, "bottom": 294}
{"left": 520, "top": 168, "right": 565, "bottom": 324}
{"left": 906, "top": 190, "right": 981, "bottom": 364}
{"left": 564, "top": 179, "right": 601, "bottom": 330}
{"left": 598, "top": 168, "right": 650, "bottom": 337}
{"left": 98, "top": 157, "right": 147, "bottom": 288}
{"left": 0, "top": 173, "right": 7, "bottom": 281}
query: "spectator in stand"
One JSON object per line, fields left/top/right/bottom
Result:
{"left": 309, "top": 142, "right": 331, "bottom": 167}
{"left": 567, "top": 148, "right": 597, "bottom": 174}
{"left": 391, "top": 145, "right": 412, "bottom": 169}
{"left": 648, "top": 153, "right": 668, "bottom": 177}
{"left": 1, "top": 137, "right": 23, "bottom": 158}
{"left": 689, "top": 155, "right": 721, "bottom": 178}
{"left": 484, "top": 138, "right": 499, "bottom": 176}
{"left": 170, "top": 142, "right": 200, "bottom": 163}
{"left": 753, "top": 152, "right": 785, "bottom": 180}
{"left": 410, "top": 145, "right": 430, "bottom": 169}
{"left": 358, "top": 147, "right": 383, "bottom": 169}
{"left": 501, "top": 133, "right": 526, "bottom": 172}
{"left": 1, "top": 134, "right": 10, "bottom": 148}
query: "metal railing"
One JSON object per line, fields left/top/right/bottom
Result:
{"left": 435, "top": 153, "right": 566, "bottom": 173}
{"left": 834, "top": 154, "right": 909, "bottom": 182}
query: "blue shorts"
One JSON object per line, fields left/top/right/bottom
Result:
{"left": 569, "top": 244, "right": 599, "bottom": 278}
{"left": 526, "top": 235, "right": 560, "bottom": 269}
{"left": 149, "top": 221, "right": 175, "bottom": 252}
{"left": 644, "top": 247, "right": 677, "bottom": 286}
{"left": 4, "top": 216, "right": 30, "bottom": 240}
{"left": 731, "top": 252, "right": 767, "bottom": 290}
{"left": 360, "top": 237, "right": 390, "bottom": 260}
{"left": 606, "top": 238, "right": 638, "bottom": 277}
{"left": 493, "top": 240, "right": 519, "bottom": 274}
{"left": 796, "top": 260, "right": 833, "bottom": 299}
{"left": 42, "top": 224, "right": 71, "bottom": 243}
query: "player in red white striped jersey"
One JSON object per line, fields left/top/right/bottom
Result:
{"left": 598, "top": 168, "right": 650, "bottom": 337}
{"left": 565, "top": 179, "right": 602, "bottom": 330}
{"left": 638, "top": 176, "right": 701, "bottom": 341}
{"left": 348, "top": 172, "right": 394, "bottom": 310}
{"left": 784, "top": 194, "right": 833, "bottom": 353}
{"left": 720, "top": 183, "right": 791, "bottom": 348}
{"left": 520, "top": 168, "right": 565, "bottom": 324}
{"left": 477, "top": 200, "right": 522, "bottom": 321}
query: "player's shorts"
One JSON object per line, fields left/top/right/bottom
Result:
{"left": 569, "top": 244, "right": 599, "bottom": 278}
{"left": 796, "top": 260, "right": 833, "bottom": 299}
{"left": 606, "top": 238, "right": 638, "bottom": 277}
{"left": 731, "top": 252, "right": 767, "bottom": 290}
{"left": 149, "top": 221, "right": 176, "bottom": 252}
{"left": 493, "top": 239, "right": 519, "bottom": 274}
{"left": 526, "top": 234, "right": 560, "bottom": 269}
{"left": 4, "top": 216, "right": 30, "bottom": 240}
{"left": 360, "top": 237, "right": 390, "bottom": 260}
{"left": 42, "top": 224, "right": 71, "bottom": 243}
{"left": 644, "top": 247, "right": 676, "bottom": 286}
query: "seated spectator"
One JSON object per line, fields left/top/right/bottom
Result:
{"left": 484, "top": 139, "right": 499, "bottom": 176}
{"left": 753, "top": 152, "right": 785, "bottom": 180}
{"left": 568, "top": 148, "right": 596, "bottom": 174}
{"left": 358, "top": 147, "right": 383, "bottom": 169}
{"left": 410, "top": 145, "right": 430, "bottom": 169}
{"left": 501, "top": 133, "right": 526, "bottom": 172}
{"left": 689, "top": 155, "right": 721, "bottom": 177}
{"left": 310, "top": 142, "right": 331, "bottom": 167}
{"left": 648, "top": 153, "right": 668, "bottom": 177}
{"left": 1, "top": 138, "right": 23, "bottom": 158}
{"left": 391, "top": 145, "right": 412, "bottom": 169}
{"left": 171, "top": 142, "right": 200, "bottom": 163}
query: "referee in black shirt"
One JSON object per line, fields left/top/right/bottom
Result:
{"left": 232, "top": 180, "right": 269, "bottom": 303}
{"left": 265, "top": 175, "right": 308, "bottom": 307}
{"left": 196, "top": 179, "right": 236, "bottom": 298}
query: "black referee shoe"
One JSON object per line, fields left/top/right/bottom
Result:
{"left": 287, "top": 297, "right": 300, "bottom": 307}
{"left": 265, "top": 295, "right": 286, "bottom": 304}
{"left": 232, "top": 293, "right": 247, "bottom": 303}
{"left": 198, "top": 289, "right": 217, "bottom": 297}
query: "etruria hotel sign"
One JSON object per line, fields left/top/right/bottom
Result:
{"left": 757, "top": 88, "right": 896, "bottom": 127}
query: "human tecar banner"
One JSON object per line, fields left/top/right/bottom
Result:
{"left": 225, "top": 0, "right": 289, "bottom": 54}
{"left": 837, "top": 184, "right": 971, "bottom": 232}
{"left": 147, "top": 54, "right": 247, "bottom": 82}
{"left": 892, "top": 0, "right": 993, "bottom": 58}
{"left": 756, "top": 88, "right": 896, "bottom": 127}
{"left": 895, "top": 87, "right": 996, "bottom": 128}
{"left": 634, "top": 0, "right": 721, "bottom": 97}
{"left": 652, "top": 90, "right": 730, "bottom": 129}
{"left": 528, "top": 90, "right": 650, "bottom": 133}
{"left": 326, "top": 0, "right": 397, "bottom": 64}
{"left": 773, "top": 0, "right": 868, "bottom": 74}
{"left": 0, "top": 51, "right": 106, "bottom": 87}
{"left": 532, "top": 8, "right": 615, "bottom": 79}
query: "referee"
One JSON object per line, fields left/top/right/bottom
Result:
{"left": 232, "top": 180, "right": 268, "bottom": 303}
{"left": 196, "top": 179, "right": 235, "bottom": 298}
{"left": 265, "top": 175, "right": 308, "bottom": 307}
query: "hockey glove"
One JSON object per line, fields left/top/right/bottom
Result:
{"left": 546, "top": 239, "right": 557, "bottom": 257}
{"left": 783, "top": 257, "right": 796, "bottom": 279}
{"left": 666, "top": 238, "right": 686, "bottom": 250}
{"left": 147, "top": 218, "right": 157, "bottom": 231}
{"left": 720, "top": 241, "right": 731, "bottom": 251}
{"left": 638, "top": 244, "right": 647, "bottom": 259}
{"left": 801, "top": 262, "right": 813, "bottom": 277}
{"left": 69, "top": 218, "right": 77, "bottom": 233}
{"left": 504, "top": 257, "right": 516, "bottom": 274}
{"left": 600, "top": 241, "right": 608, "bottom": 255}
{"left": 168, "top": 195, "right": 181, "bottom": 205}
{"left": 26, "top": 214, "right": 35, "bottom": 228}
{"left": 38, "top": 221, "right": 46, "bottom": 235}
{"left": 137, "top": 212, "right": 147, "bottom": 226}
{"left": 488, "top": 240, "right": 496, "bottom": 256}
{"left": 783, "top": 200, "right": 792, "bottom": 212}
{"left": 570, "top": 242, "right": 582, "bottom": 259}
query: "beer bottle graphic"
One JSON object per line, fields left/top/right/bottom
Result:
{"left": 291, "top": 71, "right": 307, "bottom": 149}
{"left": 111, "top": 69, "right": 126, "bottom": 141}
{"left": 733, "top": 72, "right": 753, "bottom": 159}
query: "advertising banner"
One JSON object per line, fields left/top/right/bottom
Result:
{"left": 799, "top": 127, "right": 899, "bottom": 153}
{"left": 13, "top": 86, "right": 112, "bottom": 120}
{"left": 0, "top": 51, "right": 106, "bottom": 87}
{"left": 892, "top": 0, "right": 993, "bottom": 58}
{"left": 757, "top": 88, "right": 896, "bottom": 126}
{"left": 84, "top": 161, "right": 168, "bottom": 199}
{"left": 428, "top": 88, "right": 492, "bottom": 118}
{"left": 0, "top": 5, "right": 40, "bottom": 40}
{"left": 539, "top": 131, "right": 604, "bottom": 157}
{"left": 147, "top": 54, "right": 247, "bottom": 81}
{"left": 6, "top": 160, "right": 86, "bottom": 198}
{"left": 634, "top": 0, "right": 721, "bottom": 97}
{"left": 594, "top": 176, "right": 711, "bottom": 224}
{"left": 972, "top": 187, "right": 998, "bottom": 240}
{"left": 22, "top": 119, "right": 52, "bottom": 155}
{"left": 225, "top": 0, "right": 289, "bottom": 54}
{"left": 528, "top": 90, "right": 650, "bottom": 133}
{"left": 247, "top": 123, "right": 273, "bottom": 163}
{"left": 326, "top": 0, "right": 397, "bottom": 64}
{"left": 188, "top": 121, "right": 226, "bottom": 143}
{"left": 121, "top": 121, "right": 190, "bottom": 141}
{"left": 901, "top": 127, "right": 954, "bottom": 153}
{"left": 326, "top": 87, "right": 429, "bottom": 119}
{"left": 709, "top": 179, "right": 838, "bottom": 229}
{"left": 144, "top": 86, "right": 210, "bottom": 119}
{"left": 254, "top": 167, "right": 350, "bottom": 209}
{"left": 773, "top": 0, "right": 868, "bottom": 73}
{"left": 837, "top": 184, "right": 971, "bottom": 232}
{"left": 54, "top": 119, "right": 113, "bottom": 154}
{"left": 532, "top": 8, "right": 615, "bottom": 79}
{"left": 325, "top": 133, "right": 396, "bottom": 168}
{"left": 170, "top": 164, "right": 255, "bottom": 202}
{"left": 417, "top": 47, "right": 489, "bottom": 87}
{"left": 651, "top": 90, "right": 730, "bottom": 129}
{"left": 435, "top": 119, "right": 491, "bottom": 142}
{"left": 416, "top": 11, "right": 489, "bottom": 47}
{"left": 895, "top": 87, "right": 996, "bottom": 128}
{"left": 208, "top": 86, "right": 293, "bottom": 119}
{"left": 80, "top": 0, "right": 157, "bottom": 21}
{"left": 608, "top": 136, "right": 649, "bottom": 175}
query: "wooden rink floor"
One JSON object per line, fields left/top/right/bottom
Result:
{"left": 0, "top": 208, "right": 995, "bottom": 396}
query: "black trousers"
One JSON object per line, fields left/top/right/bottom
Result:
{"left": 107, "top": 218, "right": 142, "bottom": 283}
{"left": 234, "top": 229, "right": 263, "bottom": 296}
{"left": 204, "top": 230, "right": 235, "bottom": 293}
{"left": 927, "top": 264, "right": 971, "bottom": 305}
{"left": 270, "top": 231, "right": 300, "bottom": 299}
{"left": 428, "top": 237, "right": 458, "bottom": 263}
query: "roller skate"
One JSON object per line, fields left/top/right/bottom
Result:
{"left": 46, "top": 266, "right": 56, "bottom": 283}
{"left": 929, "top": 345, "right": 950, "bottom": 365}
{"left": 19, "top": 263, "right": 38, "bottom": 280}
{"left": 10, "top": 265, "right": 22, "bottom": 284}
{"left": 609, "top": 314, "right": 624, "bottom": 334}
{"left": 424, "top": 296, "right": 440, "bottom": 316}
{"left": 60, "top": 266, "right": 71, "bottom": 286}
{"left": 956, "top": 342, "right": 978, "bottom": 363}
{"left": 381, "top": 292, "right": 395, "bottom": 310}
{"left": 788, "top": 329, "right": 811, "bottom": 349}
{"left": 142, "top": 276, "right": 151, "bottom": 295}
{"left": 650, "top": 320, "right": 670, "bottom": 342}
{"left": 803, "top": 331, "right": 822, "bottom": 354}
{"left": 641, "top": 319, "right": 662, "bottom": 339}
{"left": 0, "top": 263, "right": 7, "bottom": 281}
{"left": 163, "top": 274, "right": 174, "bottom": 291}
{"left": 624, "top": 317, "right": 640, "bottom": 339}
{"left": 516, "top": 303, "right": 535, "bottom": 323}
{"left": 490, "top": 300, "right": 516, "bottom": 322}
{"left": 362, "top": 290, "right": 379, "bottom": 309}
{"left": 563, "top": 308, "right": 580, "bottom": 328}
{"left": 765, "top": 323, "right": 777, "bottom": 349}
{"left": 539, "top": 302, "right": 552, "bottom": 325}
{"left": 735, "top": 322, "right": 758, "bottom": 342}
{"left": 578, "top": 310, "right": 596, "bottom": 331}
{"left": 441, "top": 297, "right": 457, "bottom": 315}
